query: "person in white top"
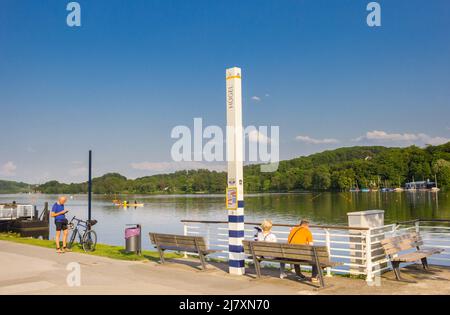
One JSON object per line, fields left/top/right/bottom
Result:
{"left": 255, "top": 219, "right": 287, "bottom": 279}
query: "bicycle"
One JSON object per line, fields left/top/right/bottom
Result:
{"left": 67, "top": 216, "right": 98, "bottom": 252}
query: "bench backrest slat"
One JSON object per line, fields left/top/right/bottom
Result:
{"left": 149, "top": 233, "right": 207, "bottom": 251}
{"left": 381, "top": 232, "right": 423, "bottom": 256}
{"left": 242, "top": 240, "right": 331, "bottom": 265}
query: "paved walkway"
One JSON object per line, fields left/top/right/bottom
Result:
{"left": 1, "top": 240, "right": 449, "bottom": 295}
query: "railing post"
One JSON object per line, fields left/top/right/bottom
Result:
{"left": 393, "top": 223, "right": 399, "bottom": 233}
{"left": 325, "top": 229, "right": 332, "bottom": 277}
{"left": 415, "top": 220, "right": 420, "bottom": 234}
{"left": 183, "top": 222, "right": 188, "bottom": 258}
{"left": 206, "top": 223, "right": 210, "bottom": 247}
{"left": 365, "top": 229, "right": 373, "bottom": 283}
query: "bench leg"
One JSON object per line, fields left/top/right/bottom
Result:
{"left": 316, "top": 265, "right": 325, "bottom": 288}
{"left": 421, "top": 257, "right": 429, "bottom": 270}
{"left": 392, "top": 261, "right": 402, "bottom": 280}
{"left": 312, "top": 247, "right": 325, "bottom": 288}
{"left": 253, "top": 258, "right": 262, "bottom": 278}
{"left": 293, "top": 264, "right": 302, "bottom": 277}
{"left": 198, "top": 251, "right": 208, "bottom": 270}
{"left": 156, "top": 245, "right": 165, "bottom": 264}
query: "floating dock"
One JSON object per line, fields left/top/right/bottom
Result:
{"left": 0, "top": 203, "right": 49, "bottom": 238}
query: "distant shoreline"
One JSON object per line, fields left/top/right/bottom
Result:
{"left": 2, "top": 143, "right": 449, "bottom": 195}
{"left": 0, "top": 190, "right": 445, "bottom": 198}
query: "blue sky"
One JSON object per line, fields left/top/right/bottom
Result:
{"left": 1, "top": 0, "right": 449, "bottom": 183}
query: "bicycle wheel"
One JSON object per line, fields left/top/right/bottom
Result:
{"left": 82, "top": 230, "right": 97, "bottom": 252}
{"left": 68, "top": 229, "right": 78, "bottom": 249}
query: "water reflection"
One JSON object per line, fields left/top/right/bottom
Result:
{"left": 0, "top": 191, "right": 448, "bottom": 246}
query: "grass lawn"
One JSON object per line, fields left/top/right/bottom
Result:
{"left": 0, "top": 232, "right": 182, "bottom": 262}
{"left": 0, "top": 233, "right": 364, "bottom": 279}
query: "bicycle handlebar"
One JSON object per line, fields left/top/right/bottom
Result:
{"left": 69, "top": 216, "right": 96, "bottom": 227}
{"left": 70, "top": 216, "right": 86, "bottom": 224}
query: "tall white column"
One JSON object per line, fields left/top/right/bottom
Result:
{"left": 226, "top": 67, "right": 245, "bottom": 275}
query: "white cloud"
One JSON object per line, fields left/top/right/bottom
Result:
{"left": 251, "top": 96, "right": 261, "bottom": 102}
{"left": 295, "top": 135, "right": 339, "bottom": 145}
{"left": 1, "top": 161, "right": 17, "bottom": 176}
{"left": 26, "top": 146, "right": 36, "bottom": 153}
{"left": 69, "top": 167, "right": 87, "bottom": 177}
{"left": 247, "top": 129, "right": 272, "bottom": 144}
{"left": 68, "top": 161, "right": 87, "bottom": 178}
{"left": 130, "top": 161, "right": 226, "bottom": 173}
{"left": 354, "top": 130, "right": 449, "bottom": 146}
{"left": 355, "top": 130, "right": 417, "bottom": 142}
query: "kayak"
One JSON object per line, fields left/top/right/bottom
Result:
{"left": 115, "top": 203, "right": 144, "bottom": 207}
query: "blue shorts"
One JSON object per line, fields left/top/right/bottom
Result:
{"left": 55, "top": 221, "right": 68, "bottom": 231}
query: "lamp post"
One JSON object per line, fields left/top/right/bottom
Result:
{"left": 88, "top": 150, "right": 92, "bottom": 224}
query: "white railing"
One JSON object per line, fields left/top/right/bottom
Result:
{"left": 181, "top": 219, "right": 450, "bottom": 282}
{"left": 182, "top": 220, "right": 371, "bottom": 278}
{"left": 0, "top": 204, "right": 35, "bottom": 220}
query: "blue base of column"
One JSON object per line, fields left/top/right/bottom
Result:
{"left": 228, "top": 211, "right": 245, "bottom": 275}
{"left": 229, "top": 259, "right": 245, "bottom": 275}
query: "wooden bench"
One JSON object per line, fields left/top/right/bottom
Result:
{"left": 381, "top": 232, "right": 444, "bottom": 280}
{"left": 149, "top": 232, "right": 217, "bottom": 270}
{"left": 243, "top": 240, "right": 340, "bottom": 288}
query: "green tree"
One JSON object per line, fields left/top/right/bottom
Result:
{"left": 433, "top": 159, "right": 450, "bottom": 188}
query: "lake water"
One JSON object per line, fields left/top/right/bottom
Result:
{"left": 1, "top": 192, "right": 448, "bottom": 246}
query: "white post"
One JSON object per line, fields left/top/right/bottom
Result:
{"left": 183, "top": 223, "right": 188, "bottom": 258}
{"left": 226, "top": 67, "right": 245, "bottom": 276}
{"left": 365, "top": 229, "right": 373, "bottom": 283}
{"left": 415, "top": 220, "right": 420, "bottom": 234}
{"left": 206, "top": 223, "right": 210, "bottom": 247}
{"left": 325, "top": 229, "right": 332, "bottom": 277}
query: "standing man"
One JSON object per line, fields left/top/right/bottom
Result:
{"left": 287, "top": 219, "right": 319, "bottom": 283}
{"left": 51, "top": 196, "right": 69, "bottom": 253}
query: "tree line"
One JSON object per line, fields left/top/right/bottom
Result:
{"left": 3, "top": 143, "right": 450, "bottom": 195}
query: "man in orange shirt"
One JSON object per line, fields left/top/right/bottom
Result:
{"left": 287, "top": 219, "right": 319, "bottom": 283}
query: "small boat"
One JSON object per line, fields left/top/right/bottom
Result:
{"left": 361, "top": 188, "right": 370, "bottom": 193}
{"left": 115, "top": 203, "right": 144, "bottom": 207}
{"left": 124, "top": 204, "right": 144, "bottom": 208}
{"left": 349, "top": 180, "right": 360, "bottom": 192}
{"left": 431, "top": 174, "right": 440, "bottom": 192}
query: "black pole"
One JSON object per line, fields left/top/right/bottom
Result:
{"left": 88, "top": 150, "right": 92, "bottom": 222}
